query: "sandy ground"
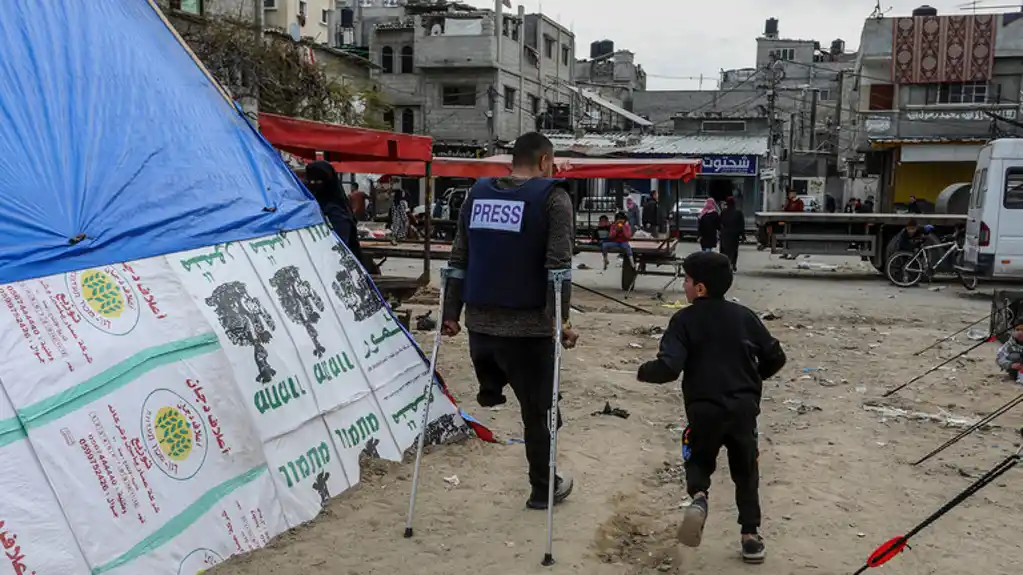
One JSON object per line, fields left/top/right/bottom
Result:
{"left": 212, "top": 244, "right": 1023, "bottom": 575}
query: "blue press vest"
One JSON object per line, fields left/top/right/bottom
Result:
{"left": 462, "top": 177, "right": 559, "bottom": 309}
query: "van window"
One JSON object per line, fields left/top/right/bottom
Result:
{"left": 1004, "top": 168, "right": 1023, "bottom": 209}
{"left": 971, "top": 168, "right": 987, "bottom": 209}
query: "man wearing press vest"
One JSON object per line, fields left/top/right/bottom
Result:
{"left": 441, "top": 132, "right": 579, "bottom": 509}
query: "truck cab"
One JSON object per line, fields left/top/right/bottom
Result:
{"left": 964, "top": 139, "right": 1023, "bottom": 278}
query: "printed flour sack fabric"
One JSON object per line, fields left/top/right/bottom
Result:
{"left": 0, "top": 257, "right": 289, "bottom": 572}
{"left": 171, "top": 241, "right": 350, "bottom": 526}
{"left": 0, "top": 386, "right": 91, "bottom": 575}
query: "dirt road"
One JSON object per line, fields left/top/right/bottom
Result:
{"left": 212, "top": 246, "right": 1023, "bottom": 575}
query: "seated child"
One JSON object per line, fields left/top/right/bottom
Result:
{"left": 592, "top": 214, "right": 611, "bottom": 246}
{"left": 601, "top": 212, "right": 634, "bottom": 270}
{"left": 996, "top": 322, "right": 1023, "bottom": 382}
{"left": 636, "top": 251, "right": 787, "bottom": 564}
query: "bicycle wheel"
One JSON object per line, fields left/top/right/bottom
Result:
{"left": 886, "top": 251, "right": 925, "bottom": 287}
{"left": 955, "top": 250, "right": 978, "bottom": 291}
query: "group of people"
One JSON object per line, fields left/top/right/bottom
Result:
{"left": 696, "top": 194, "right": 746, "bottom": 271}
{"left": 432, "top": 132, "right": 786, "bottom": 564}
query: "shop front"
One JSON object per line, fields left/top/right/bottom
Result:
{"left": 680, "top": 154, "right": 760, "bottom": 218}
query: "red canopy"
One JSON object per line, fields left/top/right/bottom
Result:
{"left": 332, "top": 155, "right": 701, "bottom": 181}
{"left": 258, "top": 113, "right": 433, "bottom": 162}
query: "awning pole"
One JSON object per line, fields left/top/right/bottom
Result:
{"left": 421, "top": 162, "right": 434, "bottom": 285}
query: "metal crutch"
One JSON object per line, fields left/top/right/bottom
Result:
{"left": 404, "top": 267, "right": 454, "bottom": 539}
{"left": 542, "top": 269, "right": 571, "bottom": 566}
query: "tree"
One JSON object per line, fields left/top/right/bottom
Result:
{"left": 174, "top": 9, "right": 388, "bottom": 128}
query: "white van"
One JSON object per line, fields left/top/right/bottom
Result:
{"left": 964, "top": 139, "right": 1023, "bottom": 278}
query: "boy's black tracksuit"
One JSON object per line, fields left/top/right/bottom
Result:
{"left": 638, "top": 296, "right": 786, "bottom": 535}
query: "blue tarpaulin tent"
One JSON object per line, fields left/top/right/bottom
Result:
{"left": 0, "top": 0, "right": 323, "bottom": 284}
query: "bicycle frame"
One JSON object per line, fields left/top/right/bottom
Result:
{"left": 907, "top": 241, "right": 961, "bottom": 277}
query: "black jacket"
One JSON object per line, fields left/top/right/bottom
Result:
{"left": 637, "top": 297, "right": 786, "bottom": 414}
{"left": 720, "top": 207, "right": 745, "bottom": 240}
{"left": 642, "top": 198, "right": 659, "bottom": 228}
{"left": 697, "top": 211, "right": 720, "bottom": 249}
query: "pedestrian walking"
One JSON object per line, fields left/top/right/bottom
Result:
{"left": 388, "top": 179, "right": 410, "bottom": 244}
{"left": 441, "top": 131, "right": 579, "bottom": 509}
{"left": 304, "top": 161, "right": 378, "bottom": 274}
{"left": 637, "top": 251, "right": 787, "bottom": 564}
{"left": 697, "top": 197, "right": 720, "bottom": 252}
{"left": 719, "top": 196, "right": 745, "bottom": 271}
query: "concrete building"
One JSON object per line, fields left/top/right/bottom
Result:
{"left": 634, "top": 17, "right": 853, "bottom": 210}
{"left": 354, "top": 0, "right": 577, "bottom": 158}
{"left": 847, "top": 6, "right": 1023, "bottom": 211}
{"left": 573, "top": 40, "right": 648, "bottom": 128}
{"left": 263, "top": 0, "right": 336, "bottom": 44}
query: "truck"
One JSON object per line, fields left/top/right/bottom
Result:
{"left": 755, "top": 211, "right": 967, "bottom": 272}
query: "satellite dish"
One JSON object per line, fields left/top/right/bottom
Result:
{"left": 289, "top": 22, "right": 301, "bottom": 42}
{"left": 431, "top": 24, "right": 442, "bottom": 36}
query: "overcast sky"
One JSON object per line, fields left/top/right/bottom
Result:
{"left": 461, "top": 0, "right": 996, "bottom": 90}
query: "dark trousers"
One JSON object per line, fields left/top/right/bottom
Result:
{"left": 468, "top": 331, "right": 562, "bottom": 490}
{"left": 684, "top": 401, "right": 761, "bottom": 534}
{"left": 720, "top": 237, "right": 740, "bottom": 269}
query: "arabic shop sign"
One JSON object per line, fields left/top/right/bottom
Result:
{"left": 701, "top": 155, "right": 757, "bottom": 176}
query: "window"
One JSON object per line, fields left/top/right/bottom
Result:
{"left": 561, "top": 44, "right": 570, "bottom": 65}
{"left": 769, "top": 48, "right": 794, "bottom": 61}
{"left": 442, "top": 85, "right": 476, "bottom": 106}
{"left": 927, "top": 82, "right": 990, "bottom": 105}
{"left": 263, "top": 0, "right": 277, "bottom": 9}
{"left": 171, "top": 0, "right": 203, "bottom": 13}
{"left": 1005, "top": 169, "right": 1023, "bottom": 209}
{"left": 502, "top": 17, "right": 519, "bottom": 41}
{"left": 400, "top": 46, "right": 413, "bottom": 73}
{"left": 321, "top": 9, "right": 329, "bottom": 24}
{"left": 383, "top": 110, "right": 394, "bottom": 129}
{"left": 701, "top": 120, "right": 746, "bottom": 132}
{"left": 818, "top": 89, "right": 832, "bottom": 102}
{"left": 970, "top": 168, "right": 987, "bottom": 209}
{"left": 504, "top": 86, "right": 517, "bottom": 110}
{"left": 381, "top": 46, "right": 394, "bottom": 73}
{"left": 544, "top": 36, "right": 555, "bottom": 58}
{"left": 383, "top": 0, "right": 400, "bottom": 6}
{"left": 868, "top": 84, "right": 894, "bottom": 110}
{"left": 298, "top": 0, "right": 307, "bottom": 19}
{"left": 401, "top": 109, "right": 415, "bottom": 134}
{"left": 529, "top": 94, "right": 540, "bottom": 116}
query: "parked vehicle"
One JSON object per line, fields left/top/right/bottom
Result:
{"left": 669, "top": 199, "right": 707, "bottom": 237}
{"left": 963, "top": 139, "right": 1023, "bottom": 280}
{"left": 797, "top": 195, "right": 822, "bottom": 212}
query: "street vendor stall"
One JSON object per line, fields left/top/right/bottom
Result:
{"left": 349, "top": 155, "right": 702, "bottom": 292}
{"left": 258, "top": 112, "right": 440, "bottom": 305}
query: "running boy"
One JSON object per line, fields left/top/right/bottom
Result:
{"left": 637, "top": 251, "right": 786, "bottom": 564}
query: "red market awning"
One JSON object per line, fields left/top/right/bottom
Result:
{"left": 331, "top": 156, "right": 701, "bottom": 181}
{"left": 331, "top": 157, "right": 514, "bottom": 178}
{"left": 258, "top": 113, "right": 433, "bottom": 162}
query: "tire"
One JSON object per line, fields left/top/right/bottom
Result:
{"left": 956, "top": 251, "right": 978, "bottom": 291}
{"left": 886, "top": 251, "right": 926, "bottom": 287}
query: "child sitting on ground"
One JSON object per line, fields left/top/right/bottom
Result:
{"left": 601, "top": 212, "right": 634, "bottom": 270}
{"left": 636, "top": 251, "right": 787, "bottom": 564}
{"left": 995, "top": 322, "right": 1023, "bottom": 382}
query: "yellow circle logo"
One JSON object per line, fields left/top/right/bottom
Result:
{"left": 155, "top": 407, "right": 194, "bottom": 461}
{"left": 80, "top": 270, "right": 125, "bottom": 318}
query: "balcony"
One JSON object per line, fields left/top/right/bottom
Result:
{"left": 861, "top": 104, "right": 1019, "bottom": 143}
{"left": 415, "top": 34, "right": 497, "bottom": 68}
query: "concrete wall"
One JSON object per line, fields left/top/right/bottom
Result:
{"left": 421, "top": 68, "right": 494, "bottom": 144}
{"left": 634, "top": 90, "right": 767, "bottom": 132}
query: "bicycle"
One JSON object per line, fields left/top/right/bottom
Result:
{"left": 885, "top": 232, "right": 978, "bottom": 290}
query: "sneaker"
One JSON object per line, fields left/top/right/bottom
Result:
{"left": 526, "top": 474, "right": 574, "bottom": 510}
{"left": 676, "top": 495, "right": 708, "bottom": 548}
{"left": 476, "top": 392, "right": 507, "bottom": 408}
{"left": 741, "top": 535, "right": 766, "bottom": 564}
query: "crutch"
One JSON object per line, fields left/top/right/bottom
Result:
{"left": 543, "top": 269, "right": 571, "bottom": 566}
{"left": 404, "top": 267, "right": 454, "bottom": 539}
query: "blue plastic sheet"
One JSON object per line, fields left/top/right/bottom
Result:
{"left": 0, "top": 0, "right": 323, "bottom": 284}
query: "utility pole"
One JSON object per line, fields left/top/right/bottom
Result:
{"left": 808, "top": 88, "right": 819, "bottom": 151}
{"left": 764, "top": 59, "right": 781, "bottom": 210}
{"left": 243, "top": 0, "right": 264, "bottom": 128}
